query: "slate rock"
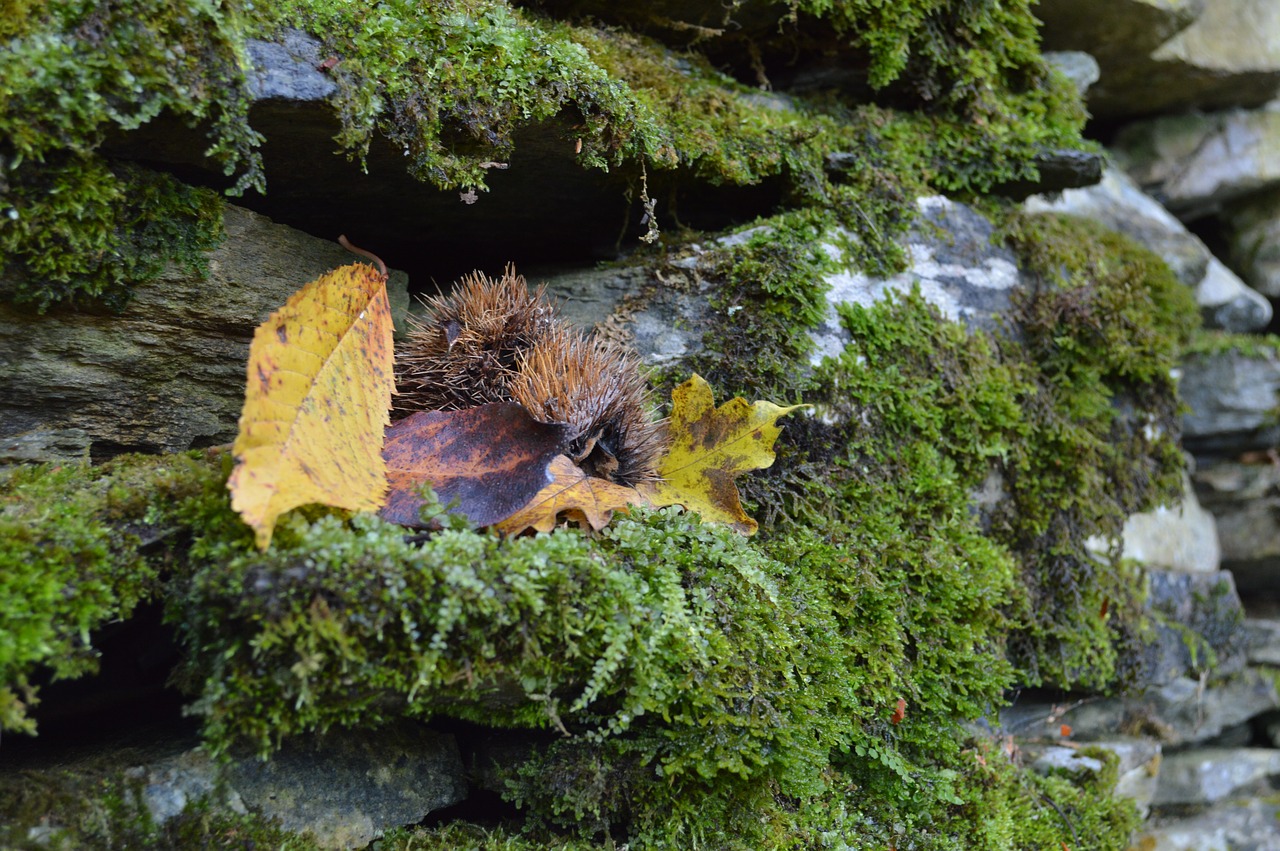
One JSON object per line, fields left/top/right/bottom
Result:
{"left": 1024, "top": 166, "right": 1271, "bottom": 332}
{"left": 1103, "top": 737, "right": 1164, "bottom": 817}
{"left": 1035, "top": 0, "right": 1205, "bottom": 120}
{"left": 0, "top": 204, "right": 410, "bottom": 463}
{"left": 128, "top": 746, "right": 248, "bottom": 824}
{"left": 1039, "top": 0, "right": 1280, "bottom": 120}
{"left": 1194, "top": 462, "right": 1280, "bottom": 544}
{"left": 1024, "top": 737, "right": 1162, "bottom": 817}
{"left": 1026, "top": 744, "right": 1104, "bottom": 778}
{"left": 245, "top": 28, "right": 338, "bottom": 102}
{"left": 1091, "top": 471, "right": 1221, "bottom": 574}
{"left": 1197, "top": 258, "right": 1273, "bottom": 333}
{"left": 1043, "top": 51, "right": 1101, "bottom": 95}
{"left": 1140, "top": 569, "right": 1247, "bottom": 686}
{"left": 1115, "top": 102, "right": 1280, "bottom": 217}
{"left": 1006, "top": 670, "right": 1280, "bottom": 749}
{"left": 987, "top": 148, "right": 1105, "bottom": 200}
{"left": 1180, "top": 347, "right": 1280, "bottom": 457}
{"left": 1193, "top": 461, "right": 1280, "bottom": 597}
{"left": 1225, "top": 187, "right": 1280, "bottom": 298}
{"left": 540, "top": 195, "right": 1025, "bottom": 371}
{"left": 1139, "top": 798, "right": 1280, "bottom": 851}
{"left": 1245, "top": 618, "right": 1280, "bottom": 666}
{"left": 1152, "top": 747, "right": 1280, "bottom": 807}
{"left": 812, "top": 195, "right": 1023, "bottom": 347}
{"left": 224, "top": 724, "right": 465, "bottom": 849}
{"left": 0, "top": 722, "right": 465, "bottom": 849}
{"left": 537, "top": 258, "right": 713, "bottom": 366}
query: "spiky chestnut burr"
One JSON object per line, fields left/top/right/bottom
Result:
{"left": 509, "top": 324, "right": 664, "bottom": 486}
{"left": 396, "top": 264, "right": 556, "bottom": 414}
{"left": 395, "top": 266, "right": 664, "bottom": 486}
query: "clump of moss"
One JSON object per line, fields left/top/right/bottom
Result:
{"left": 543, "top": 0, "right": 1092, "bottom": 194}
{"left": 164, "top": 433, "right": 1037, "bottom": 849}
{"left": 1182, "top": 328, "right": 1280, "bottom": 359}
{"left": 658, "top": 208, "right": 844, "bottom": 403}
{"left": 692, "top": 206, "right": 1196, "bottom": 696}
{"left": 278, "top": 1, "right": 846, "bottom": 197}
{"left": 0, "top": 158, "right": 225, "bottom": 311}
{"left": 4, "top": 0, "right": 1091, "bottom": 310}
{"left": 373, "top": 822, "right": 596, "bottom": 850}
{"left": 274, "top": 0, "right": 1091, "bottom": 252}
{"left": 173, "top": 497, "right": 1131, "bottom": 848}
{"left": 803, "top": 0, "right": 1093, "bottom": 186}
{"left": 995, "top": 212, "right": 1199, "bottom": 688}
{"left": 0, "top": 451, "right": 232, "bottom": 735}
{"left": 0, "top": 0, "right": 258, "bottom": 310}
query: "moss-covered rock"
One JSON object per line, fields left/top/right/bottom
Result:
{"left": 3, "top": 0, "right": 1094, "bottom": 308}
{"left": 0, "top": 202, "right": 411, "bottom": 463}
{"left": 0, "top": 1, "right": 1204, "bottom": 848}
{"left": 0, "top": 0, "right": 257, "bottom": 310}
{"left": 0, "top": 750, "right": 319, "bottom": 851}
{"left": 0, "top": 450, "right": 229, "bottom": 735}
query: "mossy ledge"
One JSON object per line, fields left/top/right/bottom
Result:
{"left": 2, "top": 0, "right": 1089, "bottom": 309}
{"left": 0, "top": 203, "right": 1199, "bottom": 848}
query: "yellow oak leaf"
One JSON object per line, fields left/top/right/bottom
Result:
{"left": 643, "top": 374, "right": 805, "bottom": 535}
{"left": 228, "top": 262, "right": 394, "bottom": 549}
{"left": 497, "top": 454, "right": 641, "bottom": 534}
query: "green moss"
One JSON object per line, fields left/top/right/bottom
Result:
{"left": 0, "top": 0, "right": 253, "bottom": 310}
{"left": 1183, "top": 328, "right": 1280, "bottom": 359}
{"left": 0, "top": 3, "right": 1154, "bottom": 846}
{"left": 0, "top": 450, "right": 231, "bottom": 735}
{"left": 683, "top": 204, "right": 1196, "bottom": 695}
{"left": 374, "top": 823, "right": 596, "bottom": 850}
{"left": 4, "top": 0, "right": 1090, "bottom": 309}
{"left": 167, "top": 498, "right": 1132, "bottom": 848}
{"left": 995, "top": 212, "right": 1199, "bottom": 688}
{"left": 0, "top": 158, "right": 225, "bottom": 311}
{"left": 657, "top": 208, "right": 844, "bottom": 402}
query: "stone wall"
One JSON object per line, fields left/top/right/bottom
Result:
{"left": 4, "top": 2, "right": 1280, "bottom": 849}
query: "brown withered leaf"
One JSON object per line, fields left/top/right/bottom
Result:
{"left": 496, "top": 455, "right": 641, "bottom": 535}
{"left": 380, "top": 402, "right": 570, "bottom": 528}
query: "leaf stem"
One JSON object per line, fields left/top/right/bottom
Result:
{"left": 338, "top": 234, "right": 387, "bottom": 278}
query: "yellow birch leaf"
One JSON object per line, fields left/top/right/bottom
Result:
{"left": 228, "top": 262, "right": 394, "bottom": 549}
{"left": 642, "top": 374, "right": 805, "bottom": 535}
{"left": 497, "top": 455, "right": 641, "bottom": 534}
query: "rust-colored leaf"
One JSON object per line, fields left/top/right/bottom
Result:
{"left": 228, "top": 262, "right": 394, "bottom": 550}
{"left": 497, "top": 455, "right": 641, "bottom": 534}
{"left": 641, "top": 374, "right": 805, "bottom": 535}
{"left": 380, "top": 402, "right": 570, "bottom": 528}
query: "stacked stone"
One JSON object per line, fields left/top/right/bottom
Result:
{"left": 6, "top": 4, "right": 1280, "bottom": 847}
{"left": 1033, "top": 1, "right": 1280, "bottom": 847}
